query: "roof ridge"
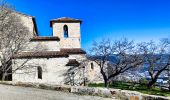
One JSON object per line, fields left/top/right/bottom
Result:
{"left": 30, "top": 36, "right": 60, "bottom": 41}
{"left": 51, "top": 17, "right": 81, "bottom": 21}
{"left": 13, "top": 51, "right": 68, "bottom": 59}
{"left": 50, "top": 17, "right": 82, "bottom": 27}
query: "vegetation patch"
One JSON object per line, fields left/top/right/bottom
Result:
{"left": 88, "top": 81, "right": 170, "bottom": 97}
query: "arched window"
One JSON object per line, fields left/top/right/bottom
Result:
{"left": 91, "top": 63, "right": 94, "bottom": 70}
{"left": 37, "top": 66, "right": 42, "bottom": 79}
{"left": 63, "top": 25, "right": 68, "bottom": 38}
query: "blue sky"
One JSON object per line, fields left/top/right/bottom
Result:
{"left": 6, "top": 0, "right": 170, "bottom": 50}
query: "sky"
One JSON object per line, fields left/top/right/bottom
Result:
{"left": 6, "top": 0, "right": 170, "bottom": 50}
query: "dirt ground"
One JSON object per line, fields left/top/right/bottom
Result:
{"left": 0, "top": 84, "right": 116, "bottom": 100}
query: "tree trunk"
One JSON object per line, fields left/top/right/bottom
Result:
{"left": 104, "top": 79, "right": 108, "bottom": 87}
{"left": 168, "top": 85, "right": 170, "bottom": 92}
{"left": 100, "top": 66, "right": 108, "bottom": 88}
{"left": 2, "top": 72, "right": 7, "bottom": 81}
{"left": 147, "top": 78, "right": 157, "bottom": 89}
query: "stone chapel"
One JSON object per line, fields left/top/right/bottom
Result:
{"left": 11, "top": 12, "right": 88, "bottom": 85}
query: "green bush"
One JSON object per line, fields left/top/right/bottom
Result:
{"left": 139, "top": 78, "right": 148, "bottom": 85}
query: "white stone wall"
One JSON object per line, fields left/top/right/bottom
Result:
{"left": 53, "top": 23, "right": 80, "bottom": 38}
{"left": 13, "top": 58, "right": 70, "bottom": 85}
{"left": 68, "top": 54, "right": 86, "bottom": 62}
{"left": 12, "top": 54, "right": 86, "bottom": 85}
{"left": 60, "top": 38, "right": 81, "bottom": 48}
{"left": 14, "top": 12, "right": 36, "bottom": 37}
{"left": 52, "top": 23, "right": 81, "bottom": 48}
{"left": 86, "top": 61, "right": 103, "bottom": 83}
{"left": 24, "top": 41, "right": 60, "bottom": 52}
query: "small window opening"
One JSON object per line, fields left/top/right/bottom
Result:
{"left": 91, "top": 63, "right": 94, "bottom": 70}
{"left": 63, "top": 25, "right": 68, "bottom": 38}
{"left": 37, "top": 66, "right": 42, "bottom": 79}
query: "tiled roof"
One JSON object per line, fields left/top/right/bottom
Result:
{"left": 30, "top": 36, "right": 60, "bottom": 41}
{"left": 50, "top": 17, "right": 82, "bottom": 27}
{"left": 51, "top": 17, "right": 82, "bottom": 22}
{"left": 66, "top": 59, "right": 80, "bottom": 66}
{"left": 61, "top": 48, "right": 86, "bottom": 54}
{"left": 13, "top": 49, "right": 86, "bottom": 59}
{"left": 13, "top": 51, "right": 68, "bottom": 59}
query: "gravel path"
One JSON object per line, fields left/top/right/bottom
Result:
{"left": 0, "top": 84, "right": 116, "bottom": 100}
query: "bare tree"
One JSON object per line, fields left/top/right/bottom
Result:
{"left": 89, "top": 39, "right": 112, "bottom": 87}
{"left": 138, "top": 39, "right": 170, "bottom": 88}
{"left": 89, "top": 38, "right": 142, "bottom": 87}
{"left": 0, "top": 0, "right": 31, "bottom": 80}
{"left": 167, "top": 67, "right": 170, "bottom": 91}
{"left": 108, "top": 38, "right": 143, "bottom": 82}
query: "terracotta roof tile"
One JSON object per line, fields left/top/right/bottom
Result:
{"left": 30, "top": 36, "right": 60, "bottom": 41}
{"left": 13, "top": 51, "right": 68, "bottom": 59}
{"left": 51, "top": 17, "right": 82, "bottom": 22}
{"left": 50, "top": 17, "right": 82, "bottom": 27}
{"left": 66, "top": 59, "right": 80, "bottom": 66}
{"left": 13, "top": 49, "right": 86, "bottom": 59}
{"left": 61, "top": 48, "right": 86, "bottom": 54}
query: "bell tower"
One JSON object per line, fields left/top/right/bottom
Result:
{"left": 50, "top": 17, "right": 82, "bottom": 48}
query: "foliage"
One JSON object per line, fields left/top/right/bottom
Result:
{"left": 139, "top": 78, "right": 148, "bottom": 85}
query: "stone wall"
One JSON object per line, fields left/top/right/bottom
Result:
{"left": 12, "top": 54, "right": 86, "bottom": 86}
{"left": 68, "top": 54, "right": 86, "bottom": 61}
{"left": 25, "top": 41, "right": 60, "bottom": 51}
{"left": 12, "top": 57, "right": 69, "bottom": 85}
{"left": 86, "top": 61, "right": 105, "bottom": 83}
{"left": 52, "top": 23, "right": 80, "bottom": 38}
{"left": 52, "top": 22, "right": 81, "bottom": 48}
{"left": 1, "top": 81, "right": 170, "bottom": 100}
{"left": 71, "top": 87, "right": 170, "bottom": 100}
{"left": 14, "top": 12, "right": 36, "bottom": 37}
